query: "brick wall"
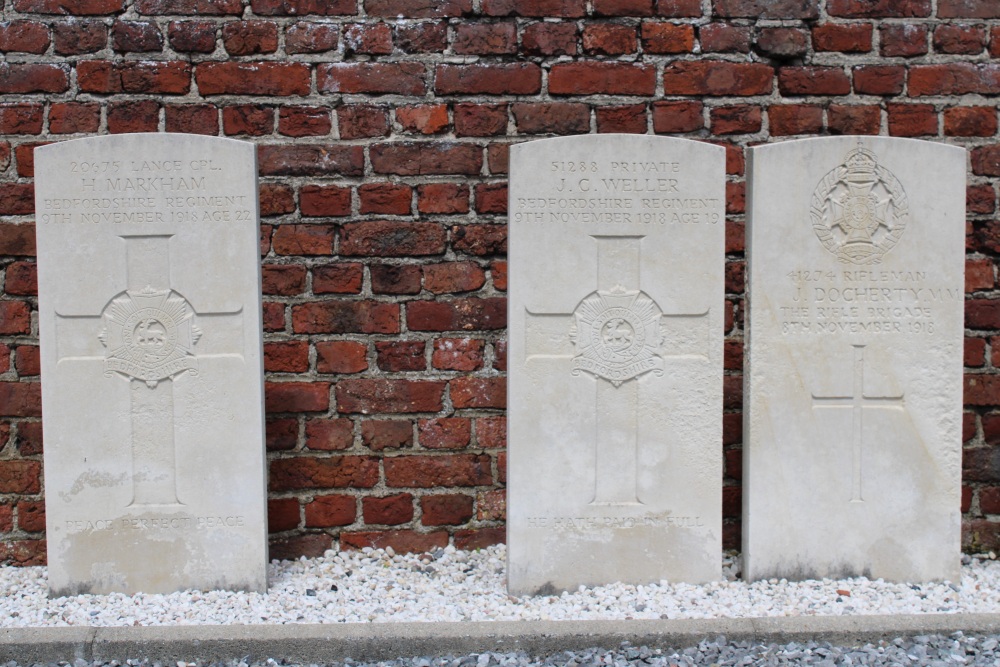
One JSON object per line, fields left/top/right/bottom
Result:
{"left": 0, "top": 0, "right": 999, "bottom": 566}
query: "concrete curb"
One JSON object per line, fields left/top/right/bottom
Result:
{"left": 0, "top": 614, "right": 998, "bottom": 663}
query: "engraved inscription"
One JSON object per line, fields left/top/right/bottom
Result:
{"left": 811, "top": 143, "right": 909, "bottom": 265}
{"left": 571, "top": 288, "right": 664, "bottom": 386}
{"left": 64, "top": 515, "right": 248, "bottom": 533}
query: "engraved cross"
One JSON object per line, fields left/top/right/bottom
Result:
{"left": 54, "top": 233, "right": 245, "bottom": 507}
{"left": 811, "top": 344, "right": 904, "bottom": 503}
{"left": 524, "top": 235, "right": 710, "bottom": 506}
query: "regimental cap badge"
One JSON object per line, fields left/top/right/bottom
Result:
{"left": 810, "top": 142, "right": 909, "bottom": 265}
{"left": 570, "top": 286, "right": 665, "bottom": 387}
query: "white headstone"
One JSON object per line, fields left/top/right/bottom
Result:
{"left": 35, "top": 134, "right": 268, "bottom": 596}
{"left": 507, "top": 135, "right": 725, "bottom": 595}
{"left": 743, "top": 136, "right": 965, "bottom": 582}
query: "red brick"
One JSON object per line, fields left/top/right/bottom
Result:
{"left": 0, "top": 461, "right": 40, "bottom": 494}
{"left": 258, "top": 145, "right": 364, "bottom": 176}
{"left": 993, "top": 28, "right": 1000, "bottom": 57}
{"left": 828, "top": 104, "right": 880, "bottom": 135}
{"left": 285, "top": 21, "right": 338, "bottom": 54}
{"left": 768, "top": 105, "right": 823, "bottom": 136}
{"left": 0, "top": 105, "right": 42, "bottom": 135}
{"left": 395, "top": 21, "right": 447, "bottom": 52}
{"left": 366, "top": 0, "right": 470, "bottom": 17}
{"left": 436, "top": 63, "right": 541, "bottom": 95}
{"left": 778, "top": 66, "right": 851, "bottom": 96}
{"left": 853, "top": 65, "right": 904, "bottom": 96}
{"left": 293, "top": 301, "right": 399, "bottom": 334}
{"left": 53, "top": 20, "right": 106, "bottom": 54}
{"left": 454, "top": 527, "right": 504, "bottom": 550}
{"left": 0, "top": 63, "right": 69, "bottom": 93}
{"left": 966, "top": 337, "right": 987, "bottom": 367}
{"left": 49, "top": 102, "right": 101, "bottom": 134}
{"left": 472, "top": 417, "right": 504, "bottom": 450}
{"left": 15, "top": 346, "right": 39, "bottom": 376}
{"left": 342, "top": 22, "right": 392, "bottom": 54}
{"left": 596, "top": 104, "right": 647, "bottom": 133}
{"left": 279, "top": 105, "right": 331, "bottom": 137}
{"left": 338, "top": 105, "right": 389, "bottom": 140}
{"left": 418, "top": 418, "right": 471, "bottom": 450}
{"left": 397, "top": 105, "right": 449, "bottom": 135}
{"left": 967, "top": 299, "right": 1000, "bottom": 329}
{"left": 271, "top": 224, "right": 334, "bottom": 256}
{"left": 454, "top": 103, "right": 507, "bottom": 138}
{"left": 265, "top": 381, "right": 330, "bottom": 413}
{"left": 432, "top": 338, "right": 485, "bottom": 371}
{"left": 879, "top": 24, "right": 927, "bottom": 57}
{"left": 984, "top": 412, "right": 1000, "bottom": 443}
{"left": 711, "top": 105, "right": 761, "bottom": 135}
{"left": 269, "top": 534, "right": 333, "bottom": 561}
{"left": 811, "top": 23, "right": 871, "bottom": 52}
{"left": 370, "top": 143, "right": 481, "bottom": 176}
{"left": 663, "top": 61, "right": 771, "bottom": 96}
{"left": 341, "top": 529, "right": 448, "bottom": 553}
{"left": 450, "top": 376, "right": 506, "bottom": 409}
{"left": 699, "top": 23, "right": 750, "bottom": 52}
{"left": 492, "top": 340, "right": 507, "bottom": 372}
{"left": 0, "top": 383, "right": 40, "bottom": 417}
{"left": 453, "top": 22, "right": 517, "bottom": 54}
{"left": 0, "top": 21, "right": 50, "bottom": 53}
{"left": 362, "top": 493, "right": 413, "bottom": 525}
{"left": 266, "top": 418, "right": 296, "bottom": 452}
{"left": 12, "top": 141, "right": 46, "bottom": 178}
{"left": 512, "top": 102, "right": 588, "bottom": 134}
{"left": 550, "top": 62, "right": 655, "bottom": 96}
{"left": 487, "top": 144, "right": 509, "bottom": 174}
{"left": 337, "top": 379, "right": 445, "bottom": 414}
{"left": 362, "top": 420, "right": 413, "bottom": 451}
{"left": 16, "top": 501, "right": 44, "bottom": 533}
{"left": 0, "top": 224, "right": 36, "bottom": 256}
{"left": 452, "top": 225, "right": 507, "bottom": 256}
{"left": 491, "top": 261, "right": 507, "bottom": 291}
{"left": 5, "top": 262, "right": 37, "bottom": 296}
{"left": 887, "top": 103, "right": 937, "bottom": 137}
{"left": 756, "top": 27, "right": 809, "bottom": 59}
{"left": 945, "top": 107, "right": 997, "bottom": 137}
{"left": 476, "top": 489, "right": 505, "bottom": 521}
{"left": 384, "top": 454, "right": 492, "bottom": 487}
{"left": 966, "top": 374, "right": 1000, "bottom": 406}
{"left": 0, "top": 184, "right": 34, "bottom": 216}
{"left": 165, "top": 104, "right": 218, "bottom": 135}
{"left": 262, "top": 302, "right": 284, "bottom": 332}
{"left": 964, "top": 448, "right": 1000, "bottom": 483}
{"left": 78, "top": 61, "right": 191, "bottom": 94}
{"left": 268, "top": 498, "right": 299, "bottom": 533}
{"left": 583, "top": 24, "right": 637, "bottom": 55}
{"left": 934, "top": 24, "right": 985, "bottom": 54}
{"left": 14, "top": 0, "right": 124, "bottom": 13}
{"left": 376, "top": 341, "right": 426, "bottom": 372}
{"left": 300, "top": 184, "right": 351, "bottom": 216}
{"left": 972, "top": 145, "right": 1000, "bottom": 176}
{"left": 828, "top": 0, "right": 929, "bottom": 17}
{"left": 316, "top": 340, "right": 369, "bottom": 374}
{"left": 340, "top": 221, "right": 445, "bottom": 257}
{"left": 641, "top": 21, "right": 694, "bottom": 53}
{"left": 137, "top": 0, "right": 240, "bottom": 13}
{"left": 968, "top": 185, "right": 996, "bottom": 215}
{"left": 259, "top": 183, "right": 295, "bottom": 218}
{"left": 223, "top": 105, "right": 274, "bottom": 136}
{"left": 421, "top": 494, "right": 473, "bottom": 525}
{"left": 111, "top": 20, "right": 162, "bottom": 51}
{"left": 713, "top": 0, "right": 818, "bottom": 18}
{"left": 407, "top": 298, "right": 505, "bottom": 332}
{"left": 253, "top": 0, "right": 355, "bottom": 13}
{"left": 270, "top": 456, "right": 379, "bottom": 491}
{"left": 652, "top": 100, "right": 704, "bottom": 133}
{"left": 522, "top": 21, "right": 577, "bottom": 56}
{"left": 909, "top": 64, "right": 1000, "bottom": 97}
{"left": 313, "top": 263, "right": 363, "bottom": 294}
{"left": 198, "top": 62, "right": 309, "bottom": 96}
{"left": 263, "top": 340, "right": 309, "bottom": 373}
{"left": 305, "top": 418, "right": 354, "bottom": 451}
{"left": 424, "top": 262, "right": 486, "bottom": 294}
{"left": 418, "top": 183, "right": 469, "bottom": 214}
{"left": 167, "top": 20, "right": 215, "bottom": 52}
{"left": 318, "top": 62, "right": 426, "bottom": 96}
{"left": 594, "top": 0, "right": 653, "bottom": 14}
{"left": 939, "top": 0, "right": 1000, "bottom": 18}
{"left": 370, "top": 264, "right": 422, "bottom": 295}
{"left": 359, "top": 183, "right": 411, "bottom": 215}
{"left": 481, "top": 0, "right": 584, "bottom": 16}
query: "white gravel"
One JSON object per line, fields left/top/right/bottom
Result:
{"left": 0, "top": 545, "right": 997, "bottom": 627}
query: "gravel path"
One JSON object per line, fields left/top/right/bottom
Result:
{"left": 0, "top": 545, "right": 997, "bottom": 627}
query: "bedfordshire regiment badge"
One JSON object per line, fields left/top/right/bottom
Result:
{"left": 810, "top": 143, "right": 909, "bottom": 265}
{"left": 99, "top": 286, "right": 202, "bottom": 387}
{"left": 570, "top": 287, "right": 665, "bottom": 387}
